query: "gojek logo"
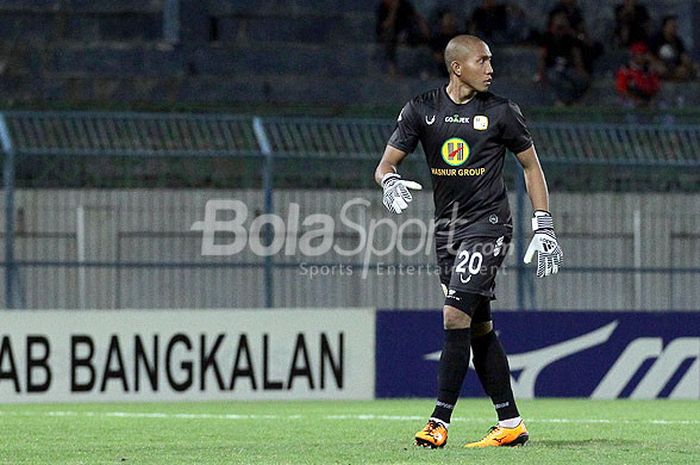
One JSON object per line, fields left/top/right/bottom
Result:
{"left": 441, "top": 138, "right": 470, "bottom": 166}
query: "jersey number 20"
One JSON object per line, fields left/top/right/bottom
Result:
{"left": 455, "top": 251, "right": 483, "bottom": 284}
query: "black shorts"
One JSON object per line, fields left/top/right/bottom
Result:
{"left": 436, "top": 226, "right": 512, "bottom": 302}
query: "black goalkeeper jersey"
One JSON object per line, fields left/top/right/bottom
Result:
{"left": 387, "top": 86, "right": 533, "bottom": 236}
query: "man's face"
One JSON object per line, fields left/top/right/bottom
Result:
{"left": 664, "top": 19, "right": 677, "bottom": 36}
{"left": 441, "top": 12, "right": 457, "bottom": 34}
{"left": 455, "top": 42, "right": 493, "bottom": 92}
{"left": 551, "top": 13, "right": 570, "bottom": 35}
{"left": 632, "top": 52, "right": 649, "bottom": 67}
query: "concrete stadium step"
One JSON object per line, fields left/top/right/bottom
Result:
{"left": 0, "top": 0, "right": 163, "bottom": 14}
{"left": 4, "top": 70, "right": 697, "bottom": 114}
{"left": 0, "top": 10, "right": 162, "bottom": 43}
{"left": 47, "top": 44, "right": 183, "bottom": 77}
{"left": 0, "top": 12, "right": 54, "bottom": 42}
{"left": 188, "top": 44, "right": 538, "bottom": 79}
{"left": 215, "top": 12, "right": 376, "bottom": 45}
{"left": 205, "top": 0, "right": 379, "bottom": 15}
{"left": 177, "top": 75, "right": 700, "bottom": 109}
{"left": 191, "top": 43, "right": 384, "bottom": 77}
{"left": 43, "top": 43, "right": 383, "bottom": 78}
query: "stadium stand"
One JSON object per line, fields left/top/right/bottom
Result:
{"left": 0, "top": 0, "right": 698, "bottom": 110}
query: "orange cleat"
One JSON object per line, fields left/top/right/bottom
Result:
{"left": 464, "top": 421, "right": 529, "bottom": 448}
{"left": 415, "top": 420, "right": 448, "bottom": 448}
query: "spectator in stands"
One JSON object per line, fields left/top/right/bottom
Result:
{"left": 536, "top": 11, "right": 590, "bottom": 106}
{"left": 548, "top": 0, "right": 585, "bottom": 34}
{"left": 576, "top": 23, "right": 604, "bottom": 75}
{"left": 648, "top": 15, "right": 698, "bottom": 81}
{"left": 614, "top": 0, "right": 650, "bottom": 47}
{"left": 505, "top": 3, "right": 531, "bottom": 44}
{"left": 468, "top": 0, "right": 531, "bottom": 45}
{"left": 548, "top": 0, "right": 603, "bottom": 75}
{"left": 429, "top": 8, "right": 462, "bottom": 77}
{"left": 469, "top": 0, "right": 509, "bottom": 44}
{"left": 615, "top": 42, "right": 661, "bottom": 107}
{"left": 376, "top": 0, "right": 430, "bottom": 76}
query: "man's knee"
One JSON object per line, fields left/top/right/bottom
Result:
{"left": 444, "top": 289, "right": 483, "bottom": 325}
{"left": 471, "top": 321, "right": 494, "bottom": 338}
{"left": 443, "top": 305, "right": 471, "bottom": 329}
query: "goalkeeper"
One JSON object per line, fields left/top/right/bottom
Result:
{"left": 374, "top": 35, "right": 563, "bottom": 449}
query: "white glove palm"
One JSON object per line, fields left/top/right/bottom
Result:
{"left": 381, "top": 173, "right": 422, "bottom": 214}
{"left": 524, "top": 211, "right": 563, "bottom": 278}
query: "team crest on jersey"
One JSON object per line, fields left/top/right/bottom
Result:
{"left": 440, "top": 137, "right": 470, "bottom": 166}
{"left": 473, "top": 115, "right": 489, "bottom": 131}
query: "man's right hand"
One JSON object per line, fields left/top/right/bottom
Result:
{"left": 381, "top": 173, "right": 422, "bottom": 214}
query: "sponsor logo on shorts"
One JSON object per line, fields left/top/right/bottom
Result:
{"left": 447, "top": 289, "right": 461, "bottom": 300}
{"left": 494, "top": 236, "right": 504, "bottom": 257}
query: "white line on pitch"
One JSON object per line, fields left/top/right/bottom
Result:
{"left": 0, "top": 411, "right": 699, "bottom": 425}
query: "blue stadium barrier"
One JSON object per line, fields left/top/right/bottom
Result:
{"left": 376, "top": 310, "right": 700, "bottom": 399}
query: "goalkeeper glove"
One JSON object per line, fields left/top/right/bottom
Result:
{"left": 524, "top": 210, "right": 563, "bottom": 278}
{"left": 381, "top": 173, "right": 422, "bottom": 214}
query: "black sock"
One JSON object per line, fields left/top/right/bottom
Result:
{"left": 471, "top": 330, "right": 520, "bottom": 421}
{"left": 430, "top": 328, "right": 471, "bottom": 424}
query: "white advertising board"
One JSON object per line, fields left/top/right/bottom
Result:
{"left": 0, "top": 309, "right": 375, "bottom": 403}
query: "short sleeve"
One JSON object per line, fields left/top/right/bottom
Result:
{"left": 387, "top": 100, "right": 421, "bottom": 154}
{"left": 500, "top": 100, "right": 533, "bottom": 154}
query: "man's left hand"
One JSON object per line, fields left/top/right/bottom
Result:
{"left": 524, "top": 211, "right": 563, "bottom": 278}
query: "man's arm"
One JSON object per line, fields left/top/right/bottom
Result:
{"left": 571, "top": 46, "right": 590, "bottom": 79}
{"left": 374, "top": 145, "right": 409, "bottom": 186}
{"left": 515, "top": 145, "right": 563, "bottom": 277}
{"left": 535, "top": 46, "right": 547, "bottom": 82}
{"left": 514, "top": 145, "right": 549, "bottom": 212}
{"left": 374, "top": 145, "right": 422, "bottom": 214}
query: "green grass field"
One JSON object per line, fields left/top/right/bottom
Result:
{"left": 1, "top": 399, "right": 699, "bottom": 464}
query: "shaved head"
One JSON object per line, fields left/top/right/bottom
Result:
{"left": 443, "top": 34, "right": 494, "bottom": 98}
{"left": 444, "top": 35, "right": 486, "bottom": 71}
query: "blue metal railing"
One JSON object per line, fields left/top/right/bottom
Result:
{"left": 1, "top": 111, "right": 699, "bottom": 310}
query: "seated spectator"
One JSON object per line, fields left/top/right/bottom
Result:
{"left": 429, "top": 9, "right": 462, "bottom": 77}
{"left": 614, "top": 0, "right": 650, "bottom": 47}
{"left": 469, "top": 0, "right": 508, "bottom": 44}
{"left": 376, "top": 0, "right": 430, "bottom": 76}
{"left": 505, "top": 3, "right": 531, "bottom": 44}
{"left": 548, "top": 0, "right": 585, "bottom": 34}
{"left": 468, "top": 0, "right": 530, "bottom": 45}
{"left": 577, "top": 22, "right": 604, "bottom": 75}
{"left": 536, "top": 12, "right": 590, "bottom": 106}
{"left": 548, "top": 0, "right": 604, "bottom": 75}
{"left": 615, "top": 42, "right": 661, "bottom": 107}
{"left": 648, "top": 15, "right": 698, "bottom": 81}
